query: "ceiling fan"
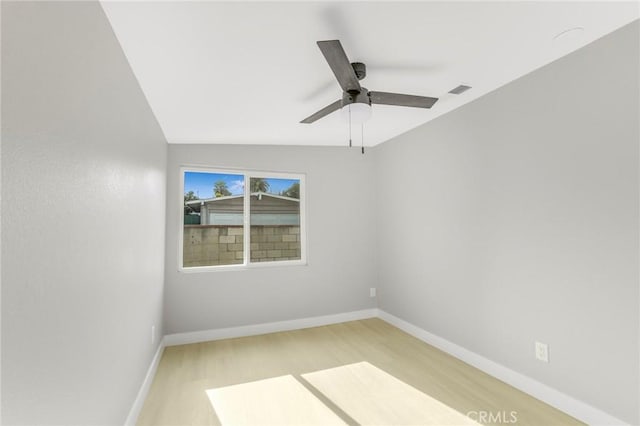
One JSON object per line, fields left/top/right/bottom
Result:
{"left": 300, "top": 40, "right": 439, "bottom": 124}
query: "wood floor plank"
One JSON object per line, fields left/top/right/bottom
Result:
{"left": 136, "top": 318, "right": 582, "bottom": 426}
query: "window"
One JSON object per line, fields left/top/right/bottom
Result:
{"left": 180, "top": 167, "right": 305, "bottom": 270}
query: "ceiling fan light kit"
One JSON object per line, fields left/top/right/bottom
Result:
{"left": 340, "top": 96, "right": 372, "bottom": 124}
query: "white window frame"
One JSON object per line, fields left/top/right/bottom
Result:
{"left": 179, "top": 166, "right": 307, "bottom": 272}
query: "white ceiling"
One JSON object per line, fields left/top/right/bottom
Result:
{"left": 101, "top": 1, "right": 638, "bottom": 147}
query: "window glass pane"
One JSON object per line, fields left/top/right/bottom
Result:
{"left": 183, "top": 171, "right": 244, "bottom": 267}
{"left": 249, "top": 177, "right": 301, "bottom": 263}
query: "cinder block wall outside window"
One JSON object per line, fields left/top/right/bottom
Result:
{"left": 183, "top": 225, "right": 301, "bottom": 266}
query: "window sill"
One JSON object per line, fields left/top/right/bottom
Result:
{"left": 178, "top": 260, "right": 308, "bottom": 273}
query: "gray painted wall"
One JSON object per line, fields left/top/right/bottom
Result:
{"left": 1, "top": 2, "right": 167, "bottom": 424}
{"left": 373, "top": 21, "right": 639, "bottom": 423}
{"left": 1, "top": 1, "right": 635, "bottom": 423}
{"left": 165, "top": 144, "right": 376, "bottom": 334}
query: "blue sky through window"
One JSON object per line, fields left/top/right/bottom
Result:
{"left": 184, "top": 171, "right": 298, "bottom": 199}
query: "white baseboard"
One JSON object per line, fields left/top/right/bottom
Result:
{"left": 164, "top": 308, "right": 378, "bottom": 347}
{"left": 377, "top": 310, "right": 627, "bottom": 426}
{"left": 124, "top": 337, "right": 166, "bottom": 426}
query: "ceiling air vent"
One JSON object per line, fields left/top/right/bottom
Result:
{"left": 448, "top": 85, "right": 471, "bottom": 95}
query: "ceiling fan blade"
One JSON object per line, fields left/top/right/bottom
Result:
{"left": 317, "top": 40, "right": 361, "bottom": 93}
{"left": 369, "top": 91, "right": 438, "bottom": 109}
{"left": 300, "top": 99, "right": 342, "bottom": 124}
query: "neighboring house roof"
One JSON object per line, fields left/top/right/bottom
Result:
{"left": 185, "top": 192, "right": 299, "bottom": 214}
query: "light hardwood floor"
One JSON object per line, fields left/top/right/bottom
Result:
{"left": 137, "top": 318, "right": 582, "bottom": 426}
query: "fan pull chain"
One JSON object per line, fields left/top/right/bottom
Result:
{"left": 348, "top": 106, "right": 352, "bottom": 148}
{"left": 361, "top": 123, "right": 365, "bottom": 154}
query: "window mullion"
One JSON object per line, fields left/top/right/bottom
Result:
{"left": 243, "top": 173, "right": 251, "bottom": 266}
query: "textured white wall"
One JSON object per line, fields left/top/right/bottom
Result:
{"left": 1, "top": 2, "right": 167, "bottom": 424}
{"left": 373, "top": 21, "right": 639, "bottom": 423}
{"left": 164, "top": 144, "right": 377, "bottom": 334}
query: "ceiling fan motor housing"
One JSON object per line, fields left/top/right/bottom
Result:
{"left": 342, "top": 88, "right": 371, "bottom": 107}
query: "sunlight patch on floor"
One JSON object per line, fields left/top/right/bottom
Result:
{"left": 206, "top": 374, "right": 347, "bottom": 426}
{"left": 207, "top": 362, "right": 479, "bottom": 426}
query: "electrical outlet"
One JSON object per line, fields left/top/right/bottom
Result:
{"left": 151, "top": 325, "right": 156, "bottom": 345}
{"left": 370, "top": 288, "right": 377, "bottom": 298}
{"left": 535, "top": 341, "right": 549, "bottom": 363}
